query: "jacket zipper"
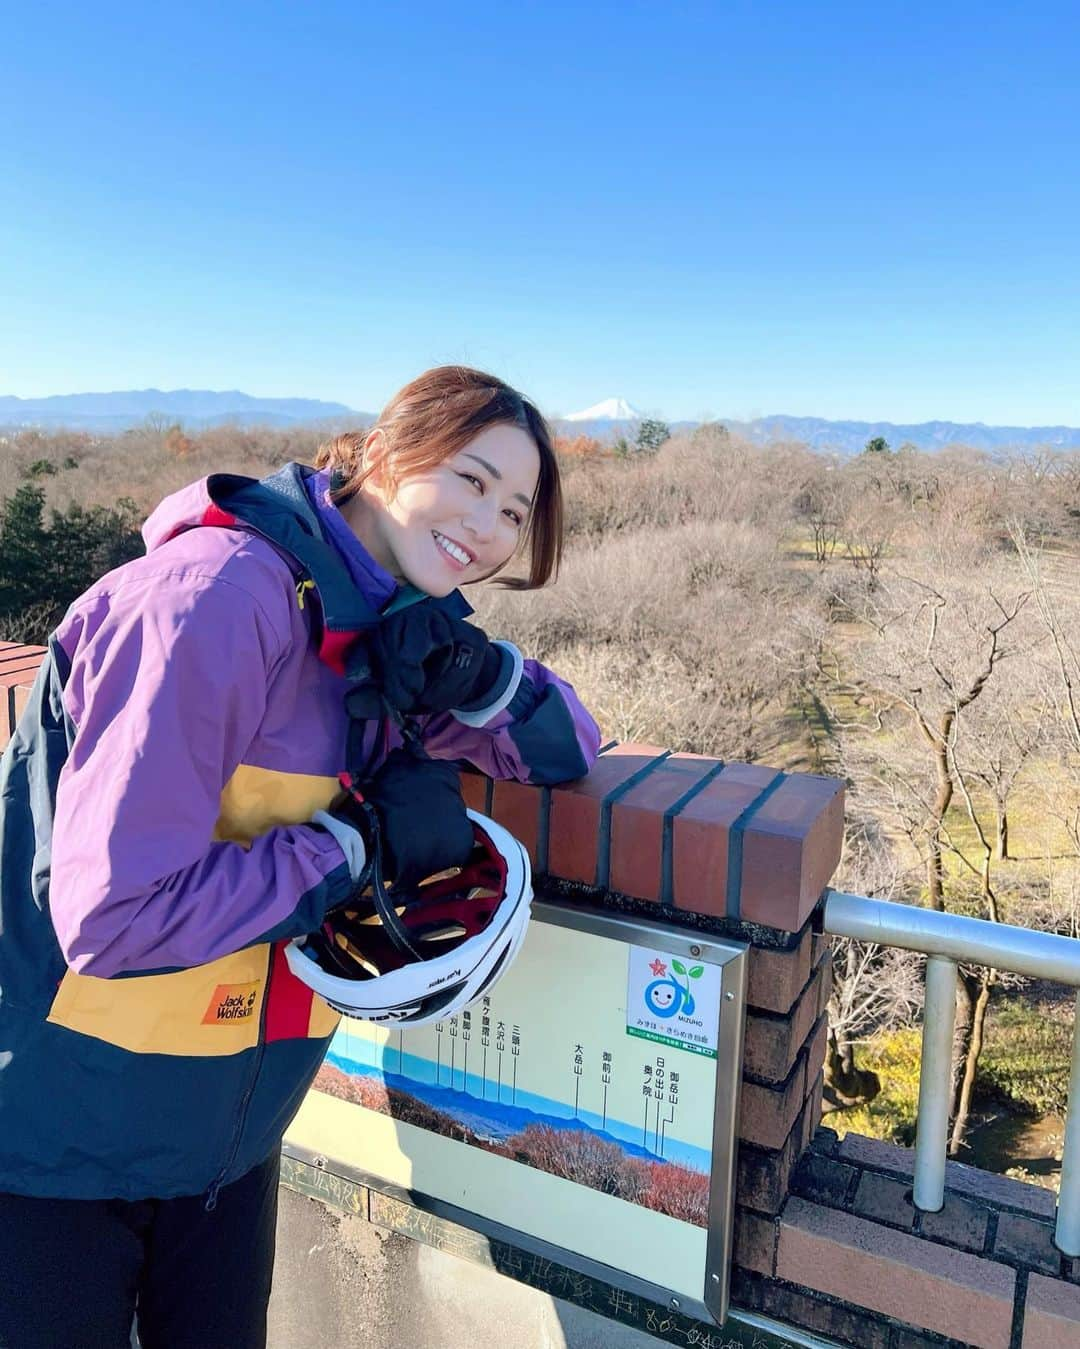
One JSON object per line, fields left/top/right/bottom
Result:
{"left": 204, "top": 943, "right": 275, "bottom": 1211}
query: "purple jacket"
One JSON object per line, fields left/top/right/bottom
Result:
{"left": 0, "top": 461, "right": 600, "bottom": 1202}
{"left": 50, "top": 465, "right": 600, "bottom": 978}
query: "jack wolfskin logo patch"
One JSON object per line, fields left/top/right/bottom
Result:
{"left": 202, "top": 983, "right": 261, "bottom": 1024}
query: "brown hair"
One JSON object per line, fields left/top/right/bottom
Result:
{"left": 314, "top": 366, "right": 563, "bottom": 589}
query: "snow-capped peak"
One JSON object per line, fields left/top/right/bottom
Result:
{"left": 564, "top": 397, "right": 641, "bottom": 422}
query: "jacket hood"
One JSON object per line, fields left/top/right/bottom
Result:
{"left": 141, "top": 462, "right": 470, "bottom": 674}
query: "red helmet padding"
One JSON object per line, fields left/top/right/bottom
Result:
{"left": 313, "top": 821, "right": 512, "bottom": 982}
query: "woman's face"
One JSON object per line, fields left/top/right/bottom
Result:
{"left": 353, "top": 423, "right": 540, "bottom": 596}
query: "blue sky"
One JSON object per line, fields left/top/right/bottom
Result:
{"left": 3, "top": 2, "right": 1079, "bottom": 424}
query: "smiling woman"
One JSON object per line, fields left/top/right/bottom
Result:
{"left": 314, "top": 366, "right": 564, "bottom": 592}
{"left": 0, "top": 362, "right": 599, "bottom": 1348}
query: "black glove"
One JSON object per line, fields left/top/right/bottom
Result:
{"left": 348, "top": 603, "right": 509, "bottom": 719}
{"left": 332, "top": 747, "right": 474, "bottom": 889}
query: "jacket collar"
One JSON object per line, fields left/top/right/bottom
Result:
{"left": 201, "top": 463, "right": 472, "bottom": 674}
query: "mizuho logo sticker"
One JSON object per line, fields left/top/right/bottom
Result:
{"left": 626, "top": 949, "right": 722, "bottom": 1059}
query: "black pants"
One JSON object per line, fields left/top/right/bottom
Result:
{"left": 0, "top": 1150, "right": 280, "bottom": 1349}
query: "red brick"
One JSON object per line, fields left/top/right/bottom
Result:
{"left": 739, "top": 1053, "right": 807, "bottom": 1150}
{"left": 921, "top": 1192, "right": 990, "bottom": 1252}
{"left": 1, "top": 666, "right": 43, "bottom": 737}
{"left": 852, "top": 1170, "right": 915, "bottom": 1228}
{"left": 943, "top": 1160, "right": 1058, "bottom": 1220}
{"left": 835, "top": 1136, "right": 1058, "bottom": 1219}
{"left": 739, "top": 774, "right": 844, "bottom": 930}
{"left": 836, "top": 1134, "right": 916, "bottom": 1175}
{"left": 803, "top": 1069, "right": 823, "bottom": 1148}
{"left": 0, "top": 654, "right": 44, "bottom": 748}
{"left": 816, "top": 946, "right": 832, "bottom": 1016}
{"left": 743, "top": 958, "right": 825, "bottom": 1083}
{"left": 777, "top": 1197, "right": 1016, "bottom": 1347}
{"left": 791, "top": 1150, "right": 859, "bottom": 1207}
{"left": 995, "top": 1212, "right": 1061, "bottom": 1274}
{"left": 1024, "top": 1273, "right": 1080, "bottom": 1348}
{"left": 490, "top": 778, "right": 543, "bottom": 870}
{"left": 733, "top": 1208, "right": 777, "bottom": 1276}
{"left": 746, "top": 925, "right": 813, "bottom": 1013}
{"left": 733, "top": 1273, "right": 895, "bottom": 1349}
{"left": 547, "top": 743, "right": 667, "bottom": 886}
{"left": 737, "top": 1113, "right": 805, "bottom": 1215}
{"left": 608, "top": 752, "right": 717, "bottom": 901}
{"left": 459, "top": 771, "right": 490, "bottom": 815}
{"left": 804, "top": 1012, "right": 828, "bottom": 1086}
{"left": 12, "top": 680, "right": 35, "bottom": 725}
{"left": 891, "top": 1330, "right": 960, "bottom": 1349}
{"left": 671, "top": 762, "right": 781, "bottom": 918}
{"left": 0, "top": 643, "right": 45, "bottom": 668}
{"left": 0, "top": 660, "right": 45, "bottom": 688}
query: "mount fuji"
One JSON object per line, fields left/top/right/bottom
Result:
{"left": 563, "top": 397, "right": 642, "bottom": 422}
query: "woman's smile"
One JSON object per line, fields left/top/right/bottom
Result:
{"left": 432, "top": 530, "right": 475, "bottom": 569}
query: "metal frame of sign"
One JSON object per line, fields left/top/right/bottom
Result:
{"left": 283, "top": 898, "right": 748, "bottom": 1325}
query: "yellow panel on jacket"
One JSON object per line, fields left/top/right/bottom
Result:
{"left": 47, "top": 946, "right": 271, "bottom": 1055}
{"left": 47, "top": 762, "right": 345, "bottom": 1055}
{"left": 213, "top": 763, "right": 340, "bottom": 845}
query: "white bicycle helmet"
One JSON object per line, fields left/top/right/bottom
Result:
{"left": 284, "top": 809, "right": 532, "bottom": 1028}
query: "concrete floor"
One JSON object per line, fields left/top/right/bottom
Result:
{"left": 268, "top": 1187, "right": 666, "bottom": 1349}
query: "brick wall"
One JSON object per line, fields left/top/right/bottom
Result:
{"left": 732, "top": 1129, "right": 1080, "bottom": 1349}
{"left": 0, "top": 641, "right": 46, "bottom": 744}
{"left": 462, "top": 743, "right": 844, "bottom": 929}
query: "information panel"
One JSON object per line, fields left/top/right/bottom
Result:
{"left": 284, "top": 900, "right": 747, "bottom": 1323}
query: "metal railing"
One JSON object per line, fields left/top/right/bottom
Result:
{"left": 822, "top": 889, "right": 1080, "bottom": 1256}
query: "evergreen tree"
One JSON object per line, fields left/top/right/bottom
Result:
{"left": 0, "top": 477, "right": 143, "bottom": 643}
{"left": 635, "top": 419, "right": 671, "bottom": 453}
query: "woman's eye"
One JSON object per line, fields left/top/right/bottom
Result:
{"left": 504, "top": 510, "right": 523, "bottom": 527}
{"left": 460, "top": 472, "right": 484, "bottom": 491}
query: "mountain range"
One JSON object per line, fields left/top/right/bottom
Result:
{"left": 558, "top": 403, "right": 1080, "bottom": 455}
{"left": 3, "top": 388, "right": 1080, "bottom": 456}
{"left": 0, "top": 389, "right": 364, "bottom": 431}
{"left": 723, "top": 414, "right": 1080, "bottom": 456}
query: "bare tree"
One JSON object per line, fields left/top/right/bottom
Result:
{"left": 1012, "top": 524, "right": 1080, "bottom": 756}
{"left": 796, "top": 464, "right": 847, "bottom": 565}
{"left": 810, "top": 534, "right": 1038, "bottom": 1151}
{"left": 836, "top": 492, "right": 899, "bottom": 587}
{"left": 957, "top": 682, "right": 1048, "bottom": 861}
{"left": 825, "top": 817, "right": 922, "bottom": 1110}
